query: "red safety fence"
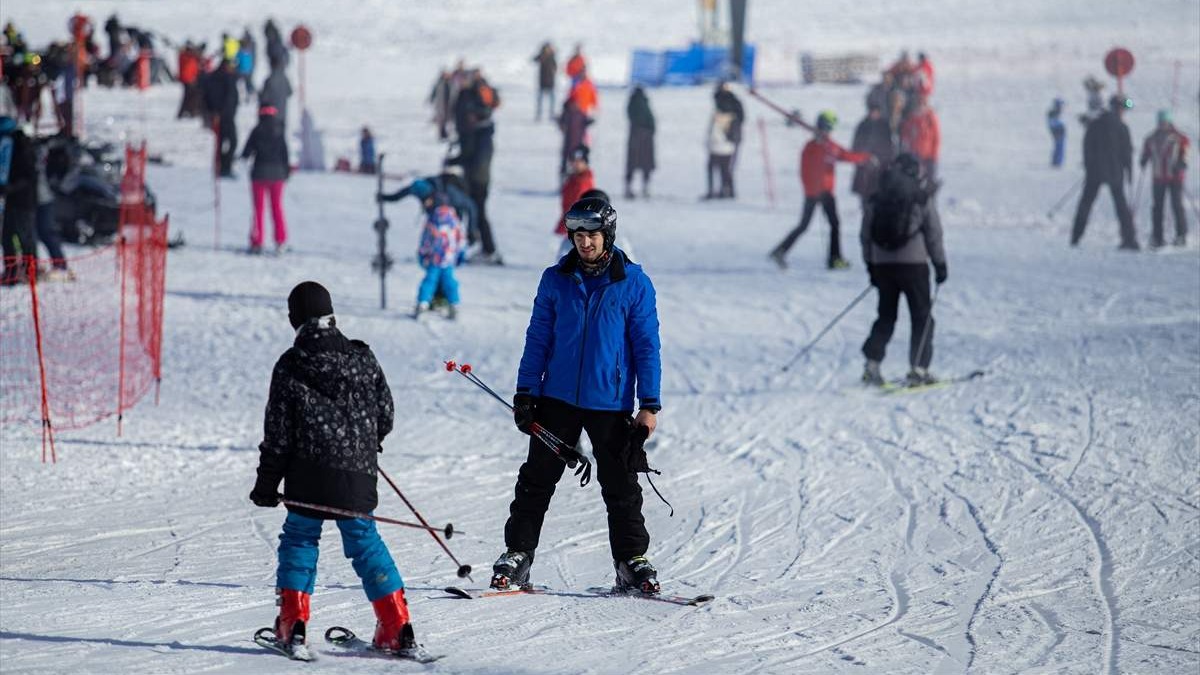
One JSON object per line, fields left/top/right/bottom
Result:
{"left": 0, "top": 143, "right": 167, "bottom": 461}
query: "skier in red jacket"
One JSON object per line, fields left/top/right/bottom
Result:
{"left": 900, "top": 95, "right": 940, "bottom": 181}
{"left": 1140, "top": 109, "right": 1190, "bottom": 247}
{"left": 555, "top": 145, "right": 595, "bottom": 256}
{"left": 770, "top": 111, "right": 872, "bottom": 270}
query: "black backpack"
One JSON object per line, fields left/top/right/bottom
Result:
{"left": 868, "top": 161, "right": 924, "bottom": 250}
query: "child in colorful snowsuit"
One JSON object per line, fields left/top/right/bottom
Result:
{"left": 249, "top": 281, "right": 420, "bottom": 657}
{"left": 414, "top": 189, "right": 465, "bottom": 318}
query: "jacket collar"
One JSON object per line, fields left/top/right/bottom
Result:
{"left": 557, "top": 248, "right": 628, "bottom": 282}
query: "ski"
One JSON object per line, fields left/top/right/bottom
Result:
{"left": 879, "top": 369, "right": 985, "bottom": 394}
{"left": 252, "top": 626, "right": 315, "bottom": 661}
{"left": 585, "top": 586, "right": 715, "bottom": 607}
{"left": 443, "top": 585, "right": 548, "bottom": 599}
{"left": 323, "top": 626, "right": 442, "bottom": 664}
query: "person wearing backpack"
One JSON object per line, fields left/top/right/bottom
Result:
{"left": 412, "top": 187, "right": 465, "bottom": 320}
{"left": 770, "top": 110, "right": 872, "bottom": 270}
{"left": 859, "top": 153, "right": 947, "bottom": 387}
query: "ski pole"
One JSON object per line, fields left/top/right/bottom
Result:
{"left": 745, "top": 86, "right": 816, "bottom": 132}
{"left": 1046, "top": 175, "right": 1084, "bottom": 219}
{"left": 913, "top": 284, "right": 939, "bottom": 372}
{"left": 376, "top": 467, "right": 473, "bottom": 580}
{"left": 780, "top": 285, "right": 873, "bottom": 372}
{"left": 276, "top": 498, "right": 457, "bottom": 539}
{"left": 1130, "top": 166, "right": 1146, "bottom": 226}
{"left": 444, "top": 361, "right": 592, "bottom": 484}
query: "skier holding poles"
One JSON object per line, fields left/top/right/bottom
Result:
{"left": 248, "top": 281, "right": 432, "bottom": 662}
{"left": 490, "top": 197, "right": 665, "bottom": 595}
{"left": 858, "top": 153, "right": 947, "bottom": 387}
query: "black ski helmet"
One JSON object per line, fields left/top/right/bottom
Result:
{"left": 579, "top": 188, "right": 610, "bottom": 203}
{"left": 564, "top": 197, "right": 617, "bottom": 251}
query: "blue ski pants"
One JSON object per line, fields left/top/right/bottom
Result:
{"left": 416, "top": 265, "right": 460, "bottom": 305}
{"left": 276, "top": 512, "right": 404, "bottom": 601}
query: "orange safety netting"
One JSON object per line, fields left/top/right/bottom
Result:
{"left": 0, "top": 143, "right": 167, "bottom": 461}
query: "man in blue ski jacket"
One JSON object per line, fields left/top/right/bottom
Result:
{"left": 492, "top": 197, "right": 664, "bottom": 595}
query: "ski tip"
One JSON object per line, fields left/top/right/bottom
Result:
{"left": 966, "top": 370, "right": 986, "bottom": 379}
{"left": 444, "top": 360, "right": 456, "bottom": 371}
{"left": 324, "top": 626, "right": 357, "bottom": 643}
{"left": 443, "top": 586, "right": 473, "bottom": 599}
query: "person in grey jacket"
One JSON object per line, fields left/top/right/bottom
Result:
{"left": 259, "top": 56, "right": 292, "bottom": 128}
{"left": 860, "top": 153, "right": 947, "bottom": 386}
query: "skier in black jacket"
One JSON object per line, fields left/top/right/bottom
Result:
{"left": 1, "top": 116, "right": 38, "bottom": 286}
{"left": 203, "top": 59, "right": 240, "bottom": 178}
{"left": 1070, "top": 95, "right": 1138, "bottom": 249}
{"left": 249, "top": 282, "right": 423, "bottom": 658}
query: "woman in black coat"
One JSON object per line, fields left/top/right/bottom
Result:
{"left": 625, "top": 85, "right": 656, "bottom": 199}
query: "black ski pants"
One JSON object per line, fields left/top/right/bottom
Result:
{"left": 504, "top": 397, "right": 649, "bottom": 561}
{"left": 217, "top": 114, "right": 237, "bottom": 177}
{"left": 1070, "top": 175, "right": 1137, "bottom": 246}
{"left": 707, "top": 153, "right": 733, "bottom": 198}
{"left": 1151, "top": 181, "right": 1187, "bottom": 245}
{"left": 2, "top": 207, "right": 37, "bottom": 284}
{"left": 775, "top": 191, "right": 842, "bottom": 264}
{"left": 862, "top": 263, "right": 934, "bottom": 369}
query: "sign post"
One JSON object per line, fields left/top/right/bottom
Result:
{"left": 1104, "top": 47, "right": 1135, "bottom": 95}
{"left": 290, "top": 26, "right": 313, "bottom": 112}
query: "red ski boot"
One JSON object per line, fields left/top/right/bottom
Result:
{"left": 275, "top": 588, "right": 311, "bottom": 646}
{"left": 371, "top": 589, "right": 415, "bottom": 652}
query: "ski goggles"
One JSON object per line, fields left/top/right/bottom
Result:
{"left": 564, "top": 210, "right": 607, "bottom": 232}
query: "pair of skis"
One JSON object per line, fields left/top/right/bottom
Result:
{"left": 876, "top": 369, "right": 985, "bottom": 394}
{"left": 254, "top": 625, "right": 441, "bottom": 664}
{"left": 443, "top": 585, "right": 715, "bottom": 607}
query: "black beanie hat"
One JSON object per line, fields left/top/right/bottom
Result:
{"left": 287, "top": 281, "right": 334, "bottom": 329}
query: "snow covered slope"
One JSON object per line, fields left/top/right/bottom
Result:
{"left": 2, "top": 1, "right": 1198, "bottom": 673}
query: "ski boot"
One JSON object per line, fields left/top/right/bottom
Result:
{"left": 768, "top": 248, "right": 787, "bottom": 270}
{"left": 445, "top": 304, "right": 458, "bottom": 321}
{"left": 905, "top": 367, "right": 938, "bottom": 386}
{"left": 490, "top": 549, "right": 534, "bottom": 590}
{"left": 1174, "top": 234, "right": 1187, "bottom": 247}
{"left": 412, "top": 301, "right": 430, "bottom": 319}
{"left": 614, "top": 556, "right": 660, "bottom": 594}
{"left": 371, "top": 589, "right": 417, "bottom": 652}
{"left": 275, "top": 588, "right": 311, "bottom": 648}
{"left": 862, "top": 360, "right": 884, "bottom": 386}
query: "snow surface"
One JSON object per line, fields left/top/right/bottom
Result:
{"left": 2, "top": 1, "right": 1199, "bottom": 673}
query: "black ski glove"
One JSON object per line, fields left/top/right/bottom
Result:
{"left": 867, "top": 263, "right": 880, "bottom": 288}
{"left": 934, "top": 263, "right": 948, "bottom": 285}
{"left": 249, "top": 475, "right": 281, "bottom": 508}
{"left": 513, "top": 393, "right": 538, "bottom": 435}
{"left": 625, "top": 424, "right": 653, "bottom": 474}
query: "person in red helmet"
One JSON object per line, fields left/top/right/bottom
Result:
{"left": 770, "top": 110, "right": 872, "bottom": 270}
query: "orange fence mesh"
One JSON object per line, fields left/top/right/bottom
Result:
{"left": 0, "top": 143, "right": 167, "bottom": 461}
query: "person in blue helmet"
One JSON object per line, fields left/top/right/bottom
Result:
{"left": 1047, "top": 98, "right": 1066, "bottom": 168}
{"left": 491, "top": 197, "right": 664, "bottom": 596}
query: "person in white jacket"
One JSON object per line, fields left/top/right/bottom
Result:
{"left": 704, "top": 105, "right": 737, "bottom": 199}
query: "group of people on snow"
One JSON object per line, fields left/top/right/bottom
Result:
{"left": 250, "top": 193, "right": 664, "bottom": 657}
{"left": 1057, "top": 80, "right": 1191, "bottom": 250}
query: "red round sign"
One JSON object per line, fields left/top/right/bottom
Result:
{"left": 290, "top": 26, "right": 313, "bottom": 51}
{"left": 1104, "top": 48, "right": 1134, "bottom": 78}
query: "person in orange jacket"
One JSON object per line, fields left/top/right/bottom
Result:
{"left": 556, "top": 145, "right": 595, "bottom": 239}
{"left": 770, "top": 111, "right": 872, "bottom": 270}
{"left": 565, "top": 43, "right": 586, "bottom": 79}
{"left": 900, "top": 95, "right": 940, "bottom": 181}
